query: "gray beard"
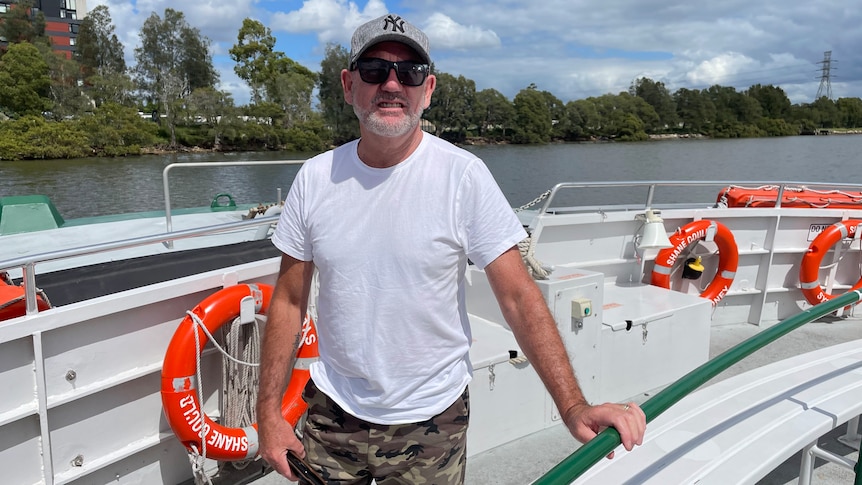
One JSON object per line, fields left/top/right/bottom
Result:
{"left": 353, "top": 94, "right": 425, "bottom": 137}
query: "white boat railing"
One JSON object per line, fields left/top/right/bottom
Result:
{"left": 9, "top": 179, "right": 862, "bottom": 322}
{"left": 535, "top": 181, "right": 862, "bottom": 215}
{"left": 161, "top": 160, "right": 305, "bottom": 243}
{"left": 0, "top": 215, "right": 281, "bottom": 315}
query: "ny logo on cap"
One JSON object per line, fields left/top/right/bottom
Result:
{"left": 383, "top": 15, "right": 405, "bottom": 33}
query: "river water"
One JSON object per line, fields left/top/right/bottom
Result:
{"left": 0, "top": 135, "right": 858, "bottom": 219}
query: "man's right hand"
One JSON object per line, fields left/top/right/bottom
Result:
{"left": 258, "top": 417, "right": 304, "bottom": 481}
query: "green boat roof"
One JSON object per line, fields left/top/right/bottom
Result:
{"left": 0, "top": 195, "right": 65, "bottom": 235}
{"left": 0, "top": 194, "right": 264, "bottom": 236}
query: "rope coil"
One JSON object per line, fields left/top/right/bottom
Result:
{"left": 519, "top": 236, "right": 553, "bottom": 280}
{"left": 184, "top": 309, "right": 263, "bottom": 478}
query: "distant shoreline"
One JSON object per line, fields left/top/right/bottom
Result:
{"left": 131, "top": 129, "right": 862, "bottom": 156}
{"left": 648, "top": 129, "right": 862, "bottom": 140}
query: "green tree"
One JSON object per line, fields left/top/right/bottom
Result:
{"left": 810, "top": 97, "right": 841, "bottom": 128}
{"left": 0, "top": 0, "right": 47, "bottom": 47}
{"left": 631, "top": 77, "right": 678, "bottom": 131}
{"left": 43, "top": 48, "right": 88, "bottom": 120}
{"left": 229, "top": 18, "right": 315, "bottom": 128}
{"left": 745, "top": 84, "right": 791, "bottom": 120}
{"left": 267, "top": 59, "right": 316, "bottom": 127}
{"left": 473, "top": 88, "right": 515, "bottom": 141}
{"left": 837, "top": 97, "right": 862, "bottom": 128}
{"left": 586, "top": 93, "right": 655, "bottom": 140}
{"left": 539, "top": 89, "right": 567, "bottom": 140}
{"left": 512, "top": 84, "right": 552, "bottom": 144}
{"left": 76, "top": 102, "right": 159, "bottom": 156}
{"left": 317, "top": 42, "right": 358, "bottom": 145}
{"left": 674, "top": 88, "right": 714, "bottom": 133}
{"left": 556, "top": 101, "right": 585, "bottom": 141}
{"left": 569, "top": 98, "right": 602, "bottom": 137}
{"left": 0, "top": 42, "right": 51, "bottom": 116}
{"left": 702, "top": 85, "right": 763, "bottom": 137}
{"left": 182, "top": 25, "right": 218, "bottom": 93}
{"left": 283, "top": 115, "right": 327, "bottom": 152}
{"left": 0, "top": 115, "right": 89, "bottom": 159}
{"left": 230, "top": 18, "right": 277, "bottom": 103}
{"left": 87, "top": 71, "right": 136, "bottom": 107}
{"left": 426, "top": 71, "right": 476, "bottom": 142}
{"left": 134, "top": 8, "right": 217, "bottom": 147}
{"left": 755, "top": 117, "right": 797, "bottom": 136}
{"left": 185, "top": 86, "right": 235, "bottom": 149}
{"left": 74, "top": 5, "right": 125, "bottom": 78}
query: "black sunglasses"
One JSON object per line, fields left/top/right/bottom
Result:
{"left": 351, "top": 58, "right": 430, "bottom": 87}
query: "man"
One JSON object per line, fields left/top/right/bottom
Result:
{"left": 257, "top": 13, "right": 646, "bottom": 484}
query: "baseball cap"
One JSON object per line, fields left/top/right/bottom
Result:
{"left": 349, "top": 14, "right": 431, "bottom": 68}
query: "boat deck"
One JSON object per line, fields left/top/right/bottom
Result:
{"left": 242, "top": 317, "right": 862, "bottom": 485}
{"left": 468, "top": 318, "right": 862, "bottom": 485}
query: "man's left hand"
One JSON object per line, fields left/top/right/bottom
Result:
{"left": 562, "top": 401, "right": 646, "bottom": 459}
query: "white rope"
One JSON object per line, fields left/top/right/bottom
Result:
{"left": 518, "top": 236, "right": 553, "bottom": 280}
{"left": 509, "top": 355, "right": 528, "bottom": 365}
{"left": 0, "top": 295, "right": 24, "bottom": 311}
{"left": 222, "top": 315, "right": 262, "bottom": 471}
{"left": 183, "top": 310, "right": 264, "bottom": 478}
{"left": 187, "top": 443, "right": 213, "bottom": 485}
{"left": 190, "top": 320, "right": 212, "bottom": 485}
{"left": 0, "top": 287, "right": 51, "bottom": 311}
{"left": 186, "top": 310, "right": 260, "bottom": 367}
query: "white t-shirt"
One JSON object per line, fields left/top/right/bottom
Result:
{"left": 272, "top": 132, "right": 526, "bottom": 424}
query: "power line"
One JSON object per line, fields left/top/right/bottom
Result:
{"left": 662, "top": 62, "right": 814, "bottom": 92}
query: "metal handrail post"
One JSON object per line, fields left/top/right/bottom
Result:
{"left": 644, "top": 183, "right": 657, "bottom": 209}
{"left": 23, "top": 262, "right": 37, "bottom": 314}
{"left": 775, "top": 183, "right": 786, "bottom": 208}
{"left": 162, "top": 166, "right": 174, "bottom": 242}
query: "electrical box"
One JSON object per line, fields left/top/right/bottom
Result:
{"left": 571, "top": 298, "right": 592, "bottom": 318}
{"left": 535, "top": 269, "right": 605, "bottom": 405}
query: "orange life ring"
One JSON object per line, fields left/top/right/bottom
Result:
{"left": 651, "top": 220, "right": 739, "bottom": 306}
{"left": 0, "top": 279, "right": 51, "bottom": 321}
{"left": 161, "top": 283, "right": 318, "bottom": 461}
{"left": 799, "top": 219, "right": 862, "bottom": 305}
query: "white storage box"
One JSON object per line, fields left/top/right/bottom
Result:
{"left": 466, "top": 315, "right": 547, "bottom": 455}
{"left": 598, "top": 284, "right": 711, "bottom": 403}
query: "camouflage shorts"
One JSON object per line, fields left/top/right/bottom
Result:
{"left": 300, "top": 380, "right": 469, "bottom": 485}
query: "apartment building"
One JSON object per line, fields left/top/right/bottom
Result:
{"left": 0, "top": 0, "right": 87, "bottom": 58}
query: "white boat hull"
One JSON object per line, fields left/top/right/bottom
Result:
{"left": 3, "top": 180, "right": 862, "bottom": 484}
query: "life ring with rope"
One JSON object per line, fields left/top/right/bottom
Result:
{"left": 799, "top": 219, "right": 862, "bottom": 306}
{"left": 161, "top": 283, "right": 318, "bottom": 461}
{"left": 0, "top": 273, "right": 51, "bottom": 321}
{"left": 651, "top": 219, "right": 739, "bottom": 306}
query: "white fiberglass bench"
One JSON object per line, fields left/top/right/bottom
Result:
{"left": 574, "top": 338, "right": 862, "bottom": 484}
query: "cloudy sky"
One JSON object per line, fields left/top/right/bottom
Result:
{"left": 88, "top": 0, "right": 860, "bottom": 106}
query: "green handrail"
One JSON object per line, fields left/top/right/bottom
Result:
{"left": 534, "top": 290, "right": 862, "bottom": 485}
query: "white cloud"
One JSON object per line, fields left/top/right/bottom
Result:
{"left": 423, "top": 13, "right": 501, "bottom": 51}
{"left": 270, "top": 0, "right": 388, "bottom": 44}
{"left": 686, "top": 52, "right": 759, "bottom": 87}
